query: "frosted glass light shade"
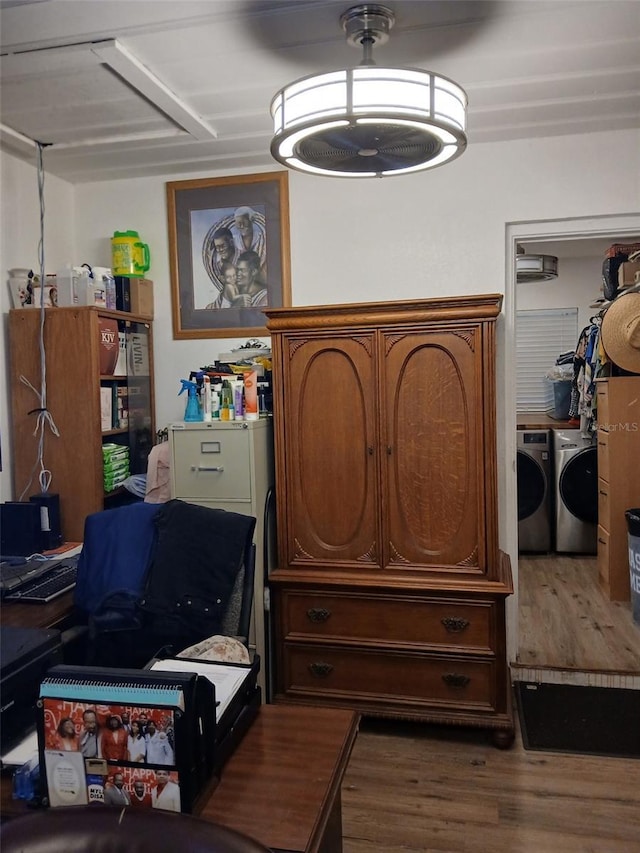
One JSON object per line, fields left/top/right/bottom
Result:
{"left": 270, "top": 66, "right": 467, "bottom": 177}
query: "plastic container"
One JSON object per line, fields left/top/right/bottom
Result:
{"left": 92, "top": 266, "right": 117, "bottom": 310}
{"left": 220, "top": 381, "right": 234, "bottom": 421}
{"left": 203, "top": 375, "right": 212, "bottom": 422}
{"left": 244, "top": 370, "right": 259, "bottom": 420}
{"left": 625, "top": 508, "right": 640, "bottom": 624}
{"left": 111, "top": 230, "right": 151, "bottom": 278}
{"left": 234, "top": 381, "right": 245, "bottom": 420}
{"left": 56, "top": 265, "right": 92, "bottom": 306}
{"left": 547, "top": 379, "right": 572, "bottom": 420}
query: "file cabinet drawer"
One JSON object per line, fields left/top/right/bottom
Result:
{"left": 172, "top": 428, "right": 251, "bottom": 500}
{"left": 281, "top": 643, "right": 496, "bottom": 711}
{"left": 281, "top": 590, "right": 494, "bottom": 653}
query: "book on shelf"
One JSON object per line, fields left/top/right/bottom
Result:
{"left": 98, "top": 318, "right": 119, "bottom": 375}
{"left": 100, "top": 386, "right": 113, "bottom": 432}
{"left": 114, "top": 331, "right": 127, "bottom": 376}
{"left": 129, "top": 332, "right": 150, "bottom": 377}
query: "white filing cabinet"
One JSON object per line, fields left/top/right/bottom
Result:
{"left": 169, "top": 420, "right": 274, "bottom": 697}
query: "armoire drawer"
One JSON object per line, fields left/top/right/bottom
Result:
{"left": 280, "top": 643, "right": 496, "bottom": 711}
{"left": 172, "top": 428, "right": 251, "bottom": 500}
{"left": 596, "top": 430, "right": 610, "bottom": 483}
{"left": 280, "top": 591, "right": 495, "bottom": 652}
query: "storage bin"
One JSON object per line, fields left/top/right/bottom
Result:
{"left": 626, "top": 509, "right": 640, "bottom": 624}
{"left": 546, "top": 379, "right": 572, "bottom": 420}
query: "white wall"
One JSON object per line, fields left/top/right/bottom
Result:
{"left": 516, "top": 255, "right": 604, "bottom": 332}
{"left": 0, "top": 150, "right": 76, "bottom": 501}
{"left": 70, "top": 130, "right": 639, "bottom": 433}
{"left": 2, "top": 128, "right": 639, "bottom": 658}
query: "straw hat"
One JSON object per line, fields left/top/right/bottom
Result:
{"left": 600, "top": 293, "right": 640, "bottom": 374}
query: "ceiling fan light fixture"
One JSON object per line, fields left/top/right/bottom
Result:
{"left": 270, "top": 4, "right": 467, "bottom": 178}
{"left": 516, "top": 253, "right": 559, "bottom": 283}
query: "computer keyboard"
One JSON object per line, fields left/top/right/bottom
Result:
{"left": 4, "top": 562, "right": 78, "bottom": 604}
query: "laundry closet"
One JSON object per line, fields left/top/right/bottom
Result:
{"left": 515, "top": 240, "right": 640, "bottom": 607}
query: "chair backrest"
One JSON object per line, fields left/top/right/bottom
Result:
{"left": 0, "top": 806, "right": 271, "bottom": 853}
{"left": 81, "top": 501, "right": 257, "bottom": 667}
{"left": 219, "top": 542, "right": 256, "bottom": 645}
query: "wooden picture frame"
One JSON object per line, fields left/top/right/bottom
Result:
{"left": 167, "top": 171, "right": 291, "bottom": 339}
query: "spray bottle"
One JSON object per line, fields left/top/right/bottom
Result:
{"left": 179, "top": 379, "right": 202, "bottom": 422}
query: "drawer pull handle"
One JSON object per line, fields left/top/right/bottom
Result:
{"left": 442, "top": 673, "right": 470, "bottom": 689}
{"left": 598, "top": 537, "right": 607, "bottom": 545}
{"left": 309, "top": 662, "right": 333, "bottom": 678}
{"left": 599, "top": 490, "right": 608, "bottom": 496}
{"left": 191, "top": 465, "right": 225, "bottom": 472}
{"left": 441, "top": 616, "right": 470, "bottom": 633}
{"left": 307, "top": 607, "right": 331, "bottom": 623}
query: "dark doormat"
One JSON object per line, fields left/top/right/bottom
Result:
{"left": 514, "top": 680, "right": 640, "bottom": 759}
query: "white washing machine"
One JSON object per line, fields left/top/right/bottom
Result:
{"left": 517, "top": 430, "right": 552, "bottom": 552}
{"left": 553, "top": 429, "right": 598, "bottom": 553}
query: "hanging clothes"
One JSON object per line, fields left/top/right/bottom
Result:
{"left": 569, "top": 316, "right": 602, "bottom": 435}
{"left": 568, "top": 325, "right": 590, "bottom": 419}
{"left": 579, "top": 316, "right": 602, "bottom": 435}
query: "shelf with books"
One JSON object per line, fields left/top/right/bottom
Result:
{"left": 9, "top": 306, "right": 155, "bottom": 541}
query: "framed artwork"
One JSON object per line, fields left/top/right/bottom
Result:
{"left": 167, "top": 171, "right": 291, "bottom": 339}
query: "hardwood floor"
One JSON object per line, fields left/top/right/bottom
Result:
{"left": 341, "top": 555, "right": 640, "bottom": 851}
{"left": 516, "top": 554, "right": 640, "bottom": 674}
{"left": 342, "top": 717, "right": 640, "bottom": 852}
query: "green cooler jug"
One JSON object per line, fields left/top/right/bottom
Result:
{"left": 111, "top": 230, "right": 151, "bottom": 277}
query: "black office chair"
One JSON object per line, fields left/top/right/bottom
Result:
{"left": 75, "top": 500, "right": 257, "bottom": 669}
{"left": 0, "top": 806, "right": 271, "bottom": 853}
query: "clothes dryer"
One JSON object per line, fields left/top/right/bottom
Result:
{"left": 517, "top": 430, "right": 552, "bottom": 552}
{"left": 553, "top": 429, "right": 598, "bottom": 553}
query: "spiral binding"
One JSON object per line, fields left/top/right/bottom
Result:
{"left": 39, "top": 675, "right": 185, "bottom": 710}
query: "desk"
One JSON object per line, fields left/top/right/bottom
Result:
{"left": 2, "top": 705, "right": 359, "bottom": 853}
{"left": 0, "top": 590, "right": 76, "bottom": 631}
{"left": 0, "top": 545, "right": 82, "bottom": 631}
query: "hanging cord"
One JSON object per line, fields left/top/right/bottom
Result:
{"left": 18, "top": 142, "right": 59, "bottom": 500}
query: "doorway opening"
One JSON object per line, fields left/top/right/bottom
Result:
{"left": 503, "top": 213, "right": 640, "bottom": 686}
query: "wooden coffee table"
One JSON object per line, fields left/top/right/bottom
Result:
{"left": 199, "top": 704, "right": 359, "bottom": 852}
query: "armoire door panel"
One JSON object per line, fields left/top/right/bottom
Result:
{"left": 284, "top": 335, "right": 379, "bottom": 565}
{"left": 382, "top": 329, "right": 484, "bottom": 570}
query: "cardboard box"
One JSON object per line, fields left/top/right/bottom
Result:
{"left": 618, "top": 261, "right": 640, "bottom": 288}
{"left": 130, "top": 278, "right": 154, "bottom": 318}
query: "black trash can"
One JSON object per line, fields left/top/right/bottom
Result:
{"left": 626, "top": 508, "right": 640, "bottom": 625}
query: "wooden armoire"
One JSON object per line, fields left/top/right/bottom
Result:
{"left": 265, "top": 295, "right": 514, "bottom": 747}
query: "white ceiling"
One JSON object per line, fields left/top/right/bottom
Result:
{"left": 1, "top": 0, "right": 639, "bottom": 184}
